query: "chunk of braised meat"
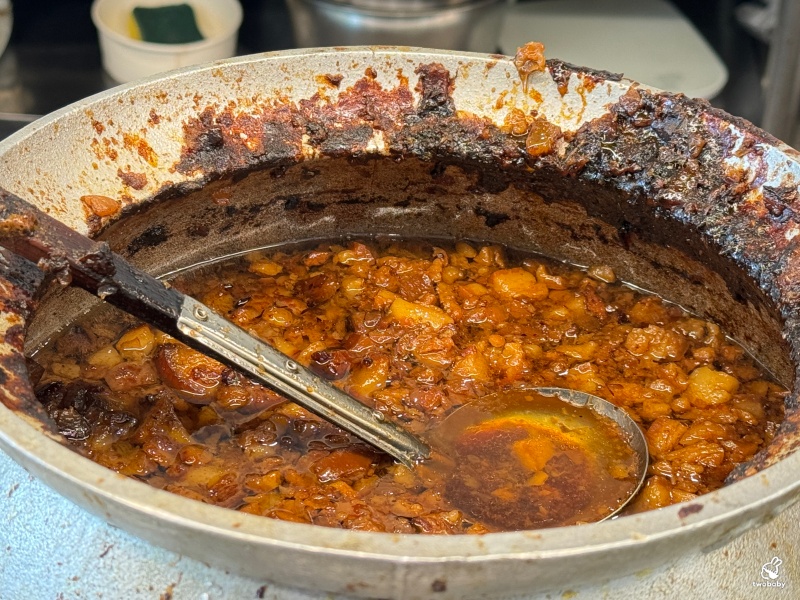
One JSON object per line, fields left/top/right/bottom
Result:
{"left": 216, "top": 368, "right": 287, "bottom": 413}
{"left": 36, "top": 381, "right": 137, "bottom": 442}
{"left": 295, "top": 273, "right": 339, "bottom": 306}
{"left": 308, "top": 349, "right": 352, "bottom": 381}
{"left": 155, "top": 343, "right": 226, "bottom": 402}
{"left": 310, "top": 447, "right": 377, "bottom": 484}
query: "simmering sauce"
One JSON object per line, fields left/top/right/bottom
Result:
{"left": 30, "top": 238, "right": 786, "bottom": 533}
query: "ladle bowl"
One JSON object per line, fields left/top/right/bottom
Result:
{"left": 425, "top": 387, "right": 648, "bottom": 530}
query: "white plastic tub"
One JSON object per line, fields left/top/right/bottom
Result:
{"left": 91, "top": 0, "right": 243, "bottom": 83}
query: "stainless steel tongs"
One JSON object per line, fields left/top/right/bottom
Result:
{"left": 0, "top": 188, "right": 431, "bottom": 467}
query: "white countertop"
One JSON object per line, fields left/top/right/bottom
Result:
{"left": 500, "top": 0, "right": 728, "bottom": 99}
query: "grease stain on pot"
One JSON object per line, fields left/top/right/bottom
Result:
{"left": 80, "top": 489, "right": 113, "bottom": 522}
{"left": 474, "top": 205, "right": 510, "bottom": 227}
{"left": 117, "top": 169, "right": 148, "bottom": 190}
{"left": 122, "top": 133, "right": 159, "bottom": 168}
{"left": 677, "top": 504, "right": 703, "bottom": 519}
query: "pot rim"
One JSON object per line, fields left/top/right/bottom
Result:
{"left": 2, "top": 397, "right": 800, "bottom": 560}
{"left": 1, "top": 46, "right": 799, "bottom": 593}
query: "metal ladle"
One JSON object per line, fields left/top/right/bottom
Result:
{"left": 0, "top": 188, "right": 648, "bottom": 528}
{"left": 422, "top": 387, "right": 648, "bottom": 528}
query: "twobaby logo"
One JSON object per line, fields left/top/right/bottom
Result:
{"left": 752, "top": 556, "right": 787, "bottom": 589}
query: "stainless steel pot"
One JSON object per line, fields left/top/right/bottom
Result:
{"left": 286, "top": 0, "right": 506, "bottom": 51}
{"left": 0, "top": 47, "right": 799, "bottom": 599}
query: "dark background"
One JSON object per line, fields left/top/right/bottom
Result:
{"left": 10, "top": 0, "right": 295, "bottom": 51}
{"left": 3, "top": 0, "right": 770, "bottom": 124}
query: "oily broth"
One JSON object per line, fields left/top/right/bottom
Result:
{"left": 431, "top": 390, "right": 642, "bottom": 529}
{"left": 29, "top": 237, "right": 786, "bottom": 533}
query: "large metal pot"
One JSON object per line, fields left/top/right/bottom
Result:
{"left": 286, "top": 0, "right": 506, "bottom": 51}
{"left": 1, "top": 47, "right": 799, "bottom": 599}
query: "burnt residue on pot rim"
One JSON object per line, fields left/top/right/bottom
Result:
{"left": 0, "top": 46, "right": 800, "bottom": 597}
{"left": 146, "top": 51, "right": 800, "bottom": 479}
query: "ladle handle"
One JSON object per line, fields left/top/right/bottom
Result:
{"left": 0, "top": 189, "right": 185, "bottom": 332}
{"left": 177, "top": 296, "right": 430, "bottom": 467}
{"left": 0, "top": 189, "right": 430, "bottom": 467}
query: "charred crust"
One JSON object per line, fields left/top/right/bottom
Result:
{"left": 127, "top": 224, "right": 169, "bottom": 256}
{"left": 547, "top": 58, "right": 624, "bottom": 84}
{"left": 0, "top": 249, "right": 44, "bottom": 301}
{"left": 429, "top": 162, "right": 447, "bottom": 179}
{"left": 282, "top": 195, "right": 301, "bottom": 211}
{"left": 414, "top": 63, "right": 455, "bottom": 118}
{"left": 321, "top": 73, "right": 344, "bottom": 88}
{"left": 175, "top": 62, "right": 524, "bottom": 184}
{"left": 78, "top": 243, "right": 116, "bottom": 277}
{"left": 177, "top": 107, "right": 304, "bottom": 176}
{"left": 4, "top": 324, "right": 24, "bottom": 351}
{"left": 5, "top": 58, "right": 795, "bottom": 484}
{"left": 319, "top": 124, "right": 374, "bottom": 157}
{"left": 474, "top": 205, "right": 510, "bottom": 227}
{"left": 186, "top": 223, "right": 209, "bottom": 238}
{"left": 0, "top": 352, "right": 54, "bottom": 429}
{"left": 547, "top": 60, "right": 573, "bottom": 96}
{"left": 0, "top": 265, "right": 52, "bottom": 427}
{"left": 547, "top": 59, "right": 623, "bottom": 96}
{"left": 763, "top": 185, "right": 796, "bottom": 224}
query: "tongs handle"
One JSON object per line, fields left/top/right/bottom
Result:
{"left": 0, "top": 189, "right": 430, "bottom": 467}
{"left": 0, "top": 190, "right": 185, "bottom": 332}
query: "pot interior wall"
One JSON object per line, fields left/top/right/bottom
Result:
{"left": 26, "top": 155, "right": 793, "bottom": 390}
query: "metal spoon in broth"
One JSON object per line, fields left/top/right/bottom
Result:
{"left": 423, "top": 387, "right": 648, "bottom": 530}
{"left": 0, "top": 188, "right": 648, "bottom": 531}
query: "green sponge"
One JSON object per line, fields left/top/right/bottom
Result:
{"left": 133, "top": 4, "right": 204, "bottom": 44}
